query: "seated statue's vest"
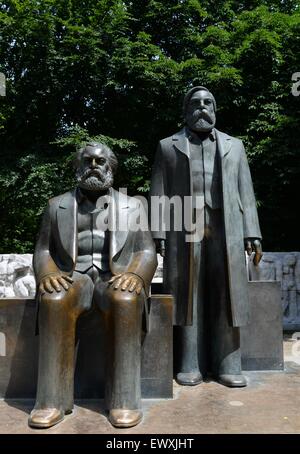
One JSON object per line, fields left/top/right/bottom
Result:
{"left": 75, "top": 192, "right": 110, "bottom": 275}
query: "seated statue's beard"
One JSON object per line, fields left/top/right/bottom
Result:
{"left": 76, "top": 168, "right": 114, "bottom": 191}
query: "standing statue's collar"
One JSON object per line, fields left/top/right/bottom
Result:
{"left": 186, "top": 127, "right": 216, "bottom": 143}
{"left": 172, "top": 128, "right": 231, "bottom": 158}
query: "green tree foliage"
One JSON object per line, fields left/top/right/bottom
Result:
{"left": 0, "top": 0, "right": 299, "bottom": 252}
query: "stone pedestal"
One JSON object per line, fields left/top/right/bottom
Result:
{"left": 241, "top": 281, "right": 283, "bottom": 370}
{"left": 0, "top": 298, "right": 38, "bottom": 398}
{"left": 248, "top": 252, "right": 300, "bottom": 330}
{"left": 0, "top": 295, "right": 173, "bottom": 399}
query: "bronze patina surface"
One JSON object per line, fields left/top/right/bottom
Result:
{"left": 29, "top": 142, "right": 157, "bottom": 429}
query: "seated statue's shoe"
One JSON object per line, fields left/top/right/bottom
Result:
{"left": 108, "top": 409, "right": 143, "bottom": 428}
{"left": 217, "top": 374, "right": 247, "bottom": 388}
{"left": 28, "top": 408, "right": 64, "bottom": 428}
{"left": 176, "top": 371, "right": 203, "bottom": 386}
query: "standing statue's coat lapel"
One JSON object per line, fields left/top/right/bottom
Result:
{"left": 172, "top": 128, "right": 190, "bottom": 157}
{"left": 215, "top": 129, "right": 232, "bottom": 159}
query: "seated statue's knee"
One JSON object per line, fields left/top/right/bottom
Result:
{"left": 106, "top": 287, "right": 138, "bottom": 307}
{"left": 40, "top": 288, "right": 69, "bottom": 306}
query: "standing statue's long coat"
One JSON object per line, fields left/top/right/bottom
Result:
{"left": 150, "top": 127, "right": 262, "bottom": 327}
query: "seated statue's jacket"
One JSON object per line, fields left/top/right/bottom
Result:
{"left": 33, "top": 188, "right": 157, "bottom": 296}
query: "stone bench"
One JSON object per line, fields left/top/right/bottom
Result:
{"left": 0, "top": 294, "right": 173, "bottom": 399}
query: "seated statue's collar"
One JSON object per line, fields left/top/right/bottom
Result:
{"left": 76, "top": 187, "right": 85, "bottom": 204}
{"left": 76, "top": 187, "right": 109, "bottom": 208}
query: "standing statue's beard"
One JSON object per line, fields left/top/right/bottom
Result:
{"left": 187, "top": 109, "right": 216, "bottom": 133}
{"left": 76, "top": 167, "right": 114, "bottom": 191}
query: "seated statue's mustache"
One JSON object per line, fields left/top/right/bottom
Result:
{"left": 81, "top": 168, "right": 105, "bottom": 181}
{"left": 76, "top": 166, "right": 114, "bottom": 190}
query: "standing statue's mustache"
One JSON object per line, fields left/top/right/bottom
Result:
{"left": 193, "top": 110, "right": 214, "bottom": 124}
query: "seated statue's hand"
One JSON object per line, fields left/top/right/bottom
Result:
{"left": 108, "top": 272, "right": 144, "bottom": 295}
{"left": 39, "top": 273, "right": 74, "bottom": 294}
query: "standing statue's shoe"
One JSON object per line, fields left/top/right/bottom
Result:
{"left": 28, "top": 408, "right": 65, "bottom": 428}
{"left": 108, "top": 409, "right": 143, "bottom": 428}
{"left": 176, "top": 371, "right": 203, "bottom": 386}
{"left": 217, "top": 374, "right": 247, "bottom": 388}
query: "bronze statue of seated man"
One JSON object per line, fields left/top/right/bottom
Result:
{"left": 29, "top": 142, "right": 157, "bottom": 429}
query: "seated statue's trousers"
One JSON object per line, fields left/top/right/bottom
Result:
{"left": 175, "top": 206, "right": 241, "bottom": 376}
{"left": 34, "top": 270, "right": 143, "bottom": 412}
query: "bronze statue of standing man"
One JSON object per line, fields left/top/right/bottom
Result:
{"left": 150, "top": 86, "right": 262, "bottom": 387}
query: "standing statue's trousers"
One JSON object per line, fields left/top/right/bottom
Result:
{"left": 175, "top": 206, "right": 241, "bottom": 377}
{"left": 34, "top": 270, "right": 143, "bottom": 412}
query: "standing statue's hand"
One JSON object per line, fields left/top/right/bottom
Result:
{"left": 108, "top": 273, "right": 144, "bottom": 295}
{"left": 155, "top": 239, "right": 165, "bottom": 257}
{"left": 245, "top": 238, "right": 263, "bottom": 266}
{"left": 39, "top": 273, "right": 74, "bottom": 294}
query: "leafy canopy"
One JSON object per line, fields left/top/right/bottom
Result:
{"left": 0, "top": 0, "right": 299, "bottom": 251}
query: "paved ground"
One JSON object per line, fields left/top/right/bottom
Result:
{"left": 1, "top": 334, "right": 300, "bottom": 434}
